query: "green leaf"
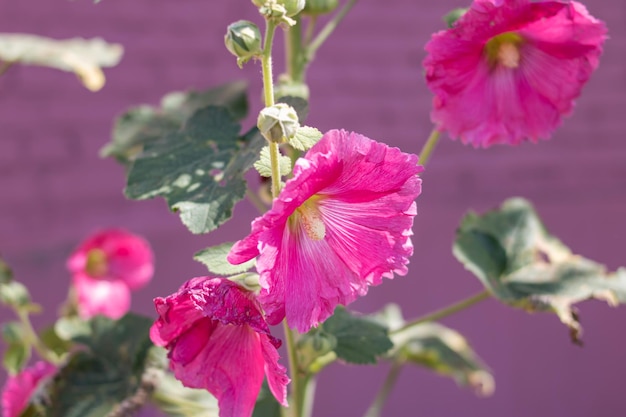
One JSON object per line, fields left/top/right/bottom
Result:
{"left": 254, "top": 146, "right": 292, "bottom": 177}
{"left": 2, "top": 321, "right": 25, "bottom": 344}
{"left": 40, "top": 326, "right": 72, "bottom": 357}
{"left": 0, "top": 258, "right": 13, "bottom": 284}
{"left": 453, "top": 197, "right": 626, "bottom": 343}
{"left": 54, "top": 316, "right": 92, "bottom": 341}
{"left": 194, "top": 242, "right": 256, "bottom": 276}
{"left": 0, "top": 281, "right": 32, "bottom": 309}
{"left": 443, "top": 8, "right": 468, "bottom": 28}
{"left": 289, "top": 126, "right": 322, "bottom": 151}
{"left": 41, "top": 314, "right": 154, "bottom": 417}
{"left": 124, "top": 106, "right": 265, "bottom": 234}
{"left": 321, "top": 307, "right": 393, "bottom": 364}
{"left": 277, "top": 96, "right": 309, "bottom": 123}
{"left": 0, "top": 34, "right": 122, "bottom": 91}
{"left": 101, "top": 81, "right": 249, "bottom": 165}
{"left": 3, "top": 341, "right": 31, "bottom": 375}
{"left": 252, "top": 382, "right": 281, "bottom": 417}
{"left": 151, "top": 372, "right": 219, "bottom": 417}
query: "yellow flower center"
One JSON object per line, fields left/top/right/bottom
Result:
{"left": 484, "top": 32, "right": 524, "bottom": 69}
{"left": 295, "top": 198, "right": 326, "bottom": 241}
{"left": 85, "top": 249, "right": 108, "bottom": 278}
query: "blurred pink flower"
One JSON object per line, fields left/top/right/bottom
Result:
{"left": 424, "top": 0, "right": 607, "bottom": 147}
{"left": 1, "top": 362, "right": 56, "bottom": 417}
{"left": 67, "top": 229, "right": 154, "bottom": 319}
{"left": 150, "top": 277, "right": 288, "bottom": 417}
{"left": 228, "top": 130, "right": 423, "bottom": 332}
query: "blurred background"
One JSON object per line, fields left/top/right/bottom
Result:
{"left": 1, "top": 0, "right": 625, "bottom": 416}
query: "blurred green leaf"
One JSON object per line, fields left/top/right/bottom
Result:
{"left": 3, "top": 340, "right": 31, "bottom": 375}
{"left": 101, "top": 81, "right": 249, "bottom": 165}
{"left": 252, "top": 382, "right": 281, "bottom": 417}
{"left": 125, "top": 106, "right": 265, "bottom": 234}
{"left": 194, "top": 242, "right": 256, "bottom": 276}
{"left": 443, "top": 8, "right": 468, "bottom": 28}
{"left": 2, "top": 321, "right": 25, "bottom": 344}
{"left": 40, "top": 326, "right": 71, "bottom": 357}
{"left": 453, "top": 197, "right": 626, "bottom": 343}
{"left": 322, "top": 307, "right": 393, "bottom": 365}
{"left": 0, "top": 281, "right": 32, "bottom": 309}
{"left": 41, "top": 314, "right": 154, "bottom": 417}
{"left": 0, "top": 258, "right": 13, "bottom": 284}
{"left": 0, "top": 34, "right": 122, "bottom": 91}
{"left": 54, "top": 316, "right": 92, "bottom": 341}
{"left": 152, "top": 371, "right": 219, "bottom": 417}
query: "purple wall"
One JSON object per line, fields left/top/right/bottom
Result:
{"left": 1, "top": 0, "right": 626, "bottom": 416}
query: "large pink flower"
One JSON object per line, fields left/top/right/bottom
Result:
{"left": 228, "top": 130, "right": 423, "bottom": 332}
{"left": 423, "top": 0, "right": 607, "bottom": 147}
{"left": 1, "top": 362, "right": 56, "bottom": 417}
{"left": 150, "top": 277, "right": 288, "bottom": 417}
{"left": 67, "top": 229, "right": 154, "bottom": 319}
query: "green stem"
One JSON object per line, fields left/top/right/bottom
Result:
{"left": 262, "top": 20, "right": 278, "bottom": 107}
{"left": 17, "top": 310, "right": 59, "bottom": 364}
{"left": 307, "top": 0, "right": 359, "bottom": 61}
{"left": 418, "top": 128, "right": 441, "bottom": 167}
{"left": 392, "top": 290, "right": 490, "bottom": 335}
{"left": 286, "top": 17, "right": 305, "bottom": 83}
{"left": 283, "top": 321, "right": 303, "bottom": 417}
{"left": 269, "top": 142, "right": 282, "bottom": 197}
{"left": 304, "top": 16, "right": 317, "bottom": 47}
{"left": 363, "top": 361, "right": 403, "bottom": 417}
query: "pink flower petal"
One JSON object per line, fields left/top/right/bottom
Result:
{"left": 150, "top": 277, "right": 288, "bottom": 417}
{"left": 1, "top": 362, "right": 56, "bottom": 417}
{"left": 229, "top": 130, "right": 422, "bottom": 332}
{"left": 73, "top": 273, "right": 131, "bottom": 319}
{"left": 424, "top": 0, "right": 607, "bottom": 147}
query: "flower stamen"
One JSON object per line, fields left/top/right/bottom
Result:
{"left": 484, "top": 32, "right": 524, "bottom": 69}
{"left": 297, "top": 201, "right": 326, "bottom": 241}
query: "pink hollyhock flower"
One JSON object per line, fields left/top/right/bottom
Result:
{"left": 423, "top": 0, "right": 607, "bottom": 147}
{"left": 228, "top": 130, "right": 423, "bottom": 332}
{"left": 1, "top": 362, "right": 56, "bottom": 417}
{"left": 67, "top": 229, "right": 154, "bottom": 319}
{"left": 150, "top": 277, "right": 288, "bottom": 417}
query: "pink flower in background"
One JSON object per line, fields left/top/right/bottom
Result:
{"left": 150, "top": 277, "right": 288, "bottom": 417}
{"left": 423, "top": 0, "right": 607, "bottom": 147}
{"left": 67, "top": 229, "right": 154, "bottom": 319}
{"left": 228, "top": 130, "right": 422, "bottom": 332}
{"left": 1, "top": 362, "right": 56, "bottom": 417}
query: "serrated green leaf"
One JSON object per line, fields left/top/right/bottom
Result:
{"left": 321, "top": 307, "right": 393, "bottom": 364}
{"left": 194, "top": 242, "right": 256, "bottom": 276}
{"left": 41, "top": 314, "right": 154, "bottom": 417}
{"left": 253, "top": 146, "right": 292, "bottom": 177}
{"left": 3, "top": 341, "right": 31, "bottom": 375}
{"left": 0, "top": 34, "right": 122, "bottom": 91}
{"left": 101, "top": 81, "right": 249, "bottom": 164}
{"left": 124, "top": 106, "right": 265, "bottom": 234}
{"left": 289, "top": 126, "right": 322, "bottom": 151}
{"left": 0, "top": 258, "right": 13, "bottom": 284}
{"left": 277, "top": 96, "right": 308, "bottom": 123}
{"left": 453, "top": 197, "right": 626, "bottom": 343}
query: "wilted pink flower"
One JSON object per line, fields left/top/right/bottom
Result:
{"left": 150, "top": 277, "right": 288, "bottom": 417}
{"left": 1, "top": 362, "right": 56, "bottom": 417}
{"left": 228, "top": 130, "right": 422, "bottom": 332}
{"left": 424, "top": 0, "right": 607, "bottom": 147}
{"left": 67, "top": 229, "right": 154, "bottom": 319}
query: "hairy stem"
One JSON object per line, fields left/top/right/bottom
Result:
{"left": 363, "top": 361, "right": 403, "bottom": 417}
{"left": 418, "top": 128, "right": 441, "bottom": 166}
{"left": 283, "top": 321, "right": 303, "bottom": 417}
{"left": 392, "top": 290, "right": 490, "bottom": 335}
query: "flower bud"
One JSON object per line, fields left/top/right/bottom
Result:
{"left": 257, "top": 103, "right": 300, "bottom": 143}
{"left": 253, "top": 0, "right": 305, "bottom": 17}
{"left": 302, "top": 0, "right": 339, "bottom": 16}
{"left": 297, "top": 329, "right": 337, "bottom": 369}
{"left": 224, "top": 20, "right": 262, "bottom": 67}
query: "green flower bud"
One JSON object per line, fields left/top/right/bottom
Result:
{"left": 297, "top": 330, "right": 338, "bottom": 370}
{"left": 281, "top": 0, "right": 306, "bottom": 16}
{"left": 302, "top": 0, "right": 339, "bottom": 16}
{"left": 224, "top": 20, "right": 262, "bottom": 67}
{"left": 253, "top": 0, "right": 304, "bottom": 17}
{"left": 257, "top": 103, "right": 300, "bottom": 143}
